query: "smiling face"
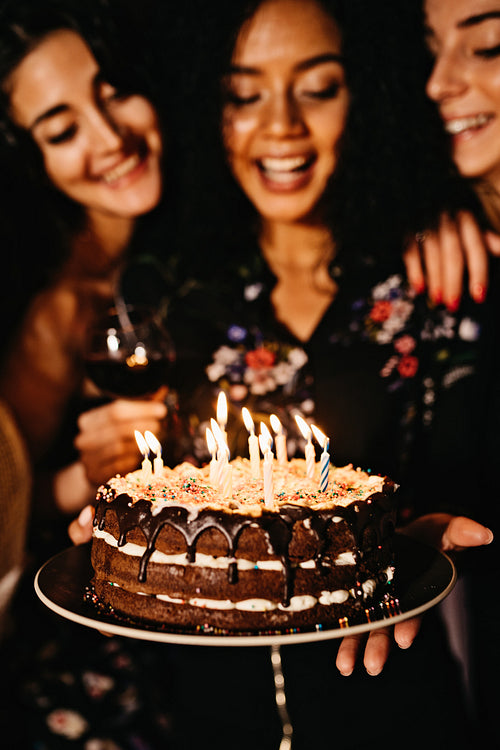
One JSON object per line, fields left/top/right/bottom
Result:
{"left": 221, "top": 0, "right": 349, "bottom": 227}
{"left": 425, "top": 0, "right": 500, "bottom": 190}
{"left": 6, "top": 29, "right": 163, "bottom": 222}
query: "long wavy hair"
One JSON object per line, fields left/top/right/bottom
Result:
{"left": 175, "top": 0, "right": 481, "bottom": 278}
{"left": 0, "top": 0, "right": 177, "bottom": 346}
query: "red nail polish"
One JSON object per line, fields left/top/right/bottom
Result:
{"left": 447, "top": 297, "right": 460, "bottom": 313}
{"left": 472, "top": 283, "right": 486, "bottom": 303}
{"left": 432, "top": 289, "right": 442, "bottom": 306}
{"left": 413, "top": 281, "right": 426, "bottom": 296}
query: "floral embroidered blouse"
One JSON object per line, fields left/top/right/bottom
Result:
{"left": 168, "top": 251, "right": 483, "bottom": 523}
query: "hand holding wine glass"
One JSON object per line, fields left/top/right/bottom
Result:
{"left": 74, "top": 303, "right": 175, "bottom": 487}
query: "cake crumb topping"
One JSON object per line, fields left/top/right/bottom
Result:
{"left": 97, "top": 459, "right": 388, "bottom": 516}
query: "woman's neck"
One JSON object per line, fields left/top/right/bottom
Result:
{"left": 260, "top": 220, "right": 334, "bottom": 276}
{"left": 259, "top": 219, "right": 337, "bottom": 342}
{"left": 70, "top": 212, "right": 136, "bottom": 280}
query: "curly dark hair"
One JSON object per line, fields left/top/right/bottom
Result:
{"left": 175, "top": 0, "right": 481, "bottom": 277}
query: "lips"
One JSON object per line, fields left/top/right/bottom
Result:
{"left": 101, "top": 153, "right": 142, "bottom": 185}
{"left": 443, "top": 113, "right": 493, "bottom": 136}
{"left": 256, "top": 153, "right": 316, "bottom": 186}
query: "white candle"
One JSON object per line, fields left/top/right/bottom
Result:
{"left": 217, "top": 391, "right": 228, "bottom": 444}
{"left": 222, "top": 462, "right": 233, "bottom": 499}
{"left": 311, "top": 424, "right": 330, "bottom": 492}
{"left": 134, "top": 430, "right": 152, "bottom": 479}
{"left": 242, "top": 407, "right": 260, "bottom": 478}
{"left": 259, "top": 430, "right": 274, "bottom": 508}
{"left": 211, "top": 418, "right": 230, "bottom": 494}
{"left": 145, "top": 430, "right": 163, "bottom": 476}
{"left": 206, "top": 427, "right": 218, "bottom": 485}
{"left": 295, "top": 415, "right": 315, "bottom": 478}
{"left": 270, "top": 414, "right": 287, "bottom": 465}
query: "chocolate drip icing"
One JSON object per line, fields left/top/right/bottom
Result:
{"left": 95, "top": 483, "right": 396, "bottom": 607}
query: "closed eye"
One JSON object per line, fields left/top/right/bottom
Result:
{"left": 474, "top": 43, "right": 500, "bottom": 58}
{"left": 305, "top": 82, "right": 341, "bottom": 100}
{"left": 225, "top": 92, "right": 260, "bottom": 106}
{"left": 47, "top": 124, "right": 78, "bottom": 144}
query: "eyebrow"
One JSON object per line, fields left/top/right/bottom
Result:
{"left": 30, "top": 103, "right": 69, "bottom": 131}
{"left": 458, "top": 10, "right": 500, "bottom": 28}
{"left": 29, "top": 70, "right": 106, "bottom": 131}
{"left": 228, "top": 52, "right": 344, "bottom": 75}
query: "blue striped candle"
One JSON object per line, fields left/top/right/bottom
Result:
{"left": 320, "top": 439, "right": 330, "bottom": 492}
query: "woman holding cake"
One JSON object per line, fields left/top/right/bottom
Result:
{"left": 149, "top": 1, "right": 494, "bottom": 747}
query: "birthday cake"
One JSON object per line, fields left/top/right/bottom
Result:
{"left": 90, "top": 457, "right": 398, "bottom": 632}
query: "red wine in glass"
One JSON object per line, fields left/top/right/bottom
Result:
{"left": 85, "top": 305, "right": 175, "bottom": 398}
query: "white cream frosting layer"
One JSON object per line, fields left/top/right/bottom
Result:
{"left": 94, "top": 527, "right": 356, "bottom": 570}
{"left": 105, "top": 569, "right": 392, "bottom": 613}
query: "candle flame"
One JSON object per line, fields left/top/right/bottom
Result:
{"left": 259, "top": 431, "right": 271, "bottom": 456}
{"left": 259, "top": 422, "right": 273, "bottom": 456}
{"left": 217, "top": 391, "right": 228, "bottom": 426}
{"left": 210, "top": 418, "right": 228, "bottom": 452}
{"left": 144, "top": 430, "right": 161, "bottom": 456}
{"left": 295, "top": 414, "right": 312, "bottom": 441}
{"left": 134, "top": 430, "right": 149, "bottom": 457}
{"left": 311, "top": 424, "right": 327, "bottom": 450}
{"left": 206, "top": 427, "right": 216, "bottom": 456}
{"left": 241, "top": 406, "right": 255, "bottom": 434}
{"left": 270, "top": 414, "right": 282, "bottom": 435}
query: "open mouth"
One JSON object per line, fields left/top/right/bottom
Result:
{"left": 256, "top": 154, "right": 316, "bottom": 185}
{"left": 444, "top": 113, "right": 493, "bottom": 137}
{"left": 101, "top": 153, "right": 143, "bottom": 185}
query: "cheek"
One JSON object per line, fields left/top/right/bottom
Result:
{"left": 486, "top": 68, "right": 500, "bottom": 111}
{"left": 222, "top": 112, "right": 259, "bottom": 161}
{"left": 41, "top": 147, "right": 85, "bottom": 191}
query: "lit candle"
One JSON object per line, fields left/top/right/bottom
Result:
{"left": 242, "top": 407, "right": 260, "bottom": 478}
{"left": 270, "top": 414, "right": 287, "bottom": 465}
{"left": 217, "top": 391, "right": 228, "bottom": 444}
{"left": 311, "top": 424, "right": 330, "bottom": 492}
{"left": 134, "top": 430, "right": 152, "bottom": 478}
{"left": 259, "top": 426, "right": 274, "bottom": 508}
{"left": 206, "top": 427, "right": 218, "bottom": 485}
{"left": 211, "top": 418, "right": 230, "bottom": 494}
{"left": 295, "top": 415, "right": 315, "bottom": 478}
{"left": 144, "top": 430, "right": 163, "bottom": 475}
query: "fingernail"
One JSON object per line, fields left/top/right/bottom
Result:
{"left": 339, "top": 668, "right": 353, "bottom": 677}
{"left": 484, "top": 529, "right": 494, "bottom": 545}
{"left": 432, "top": 290, "right": 442, "bottom": 306}
{"left": 78, "top": 505, "right": 94, "bottom": 527}
{"left": 446, "top": 297, "right": 460, "bottom": 313}
{"left": 413, "top": 281, "right": 426, "bottom": 296}
{"left": 472, "top": 283, "right": 486, "bottom": 304}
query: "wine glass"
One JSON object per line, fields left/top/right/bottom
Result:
{"left": 84, "top": 304, "right": 175, "bottom": 398}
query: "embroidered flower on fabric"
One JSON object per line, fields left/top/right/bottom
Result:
{"left": 207, "top": 332, "right": 308, "bottom": 397}
{"left": 46, "top": 708, "right": 89, "bottom": 739}
{"left": 82, "top": 671, "right": 115, "bottom": 700}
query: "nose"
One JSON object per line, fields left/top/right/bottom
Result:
{"left": 87, "top": 108, "right": 124, "bottom": 153}
{"left": 426, "top": 50, "right": 468, "bottom": 103}
{"left": 263, "top": 91, "right": 306, "bottom": 137}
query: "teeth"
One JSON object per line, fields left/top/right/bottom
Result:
{"left": 260, "top": 155, "right": 308, "bottom": 172}
{"left": 102, "top": 154, "right": 140, "bottom": 184}
{"left": 445, "top": 114, "right": 491, "bottom": 135}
